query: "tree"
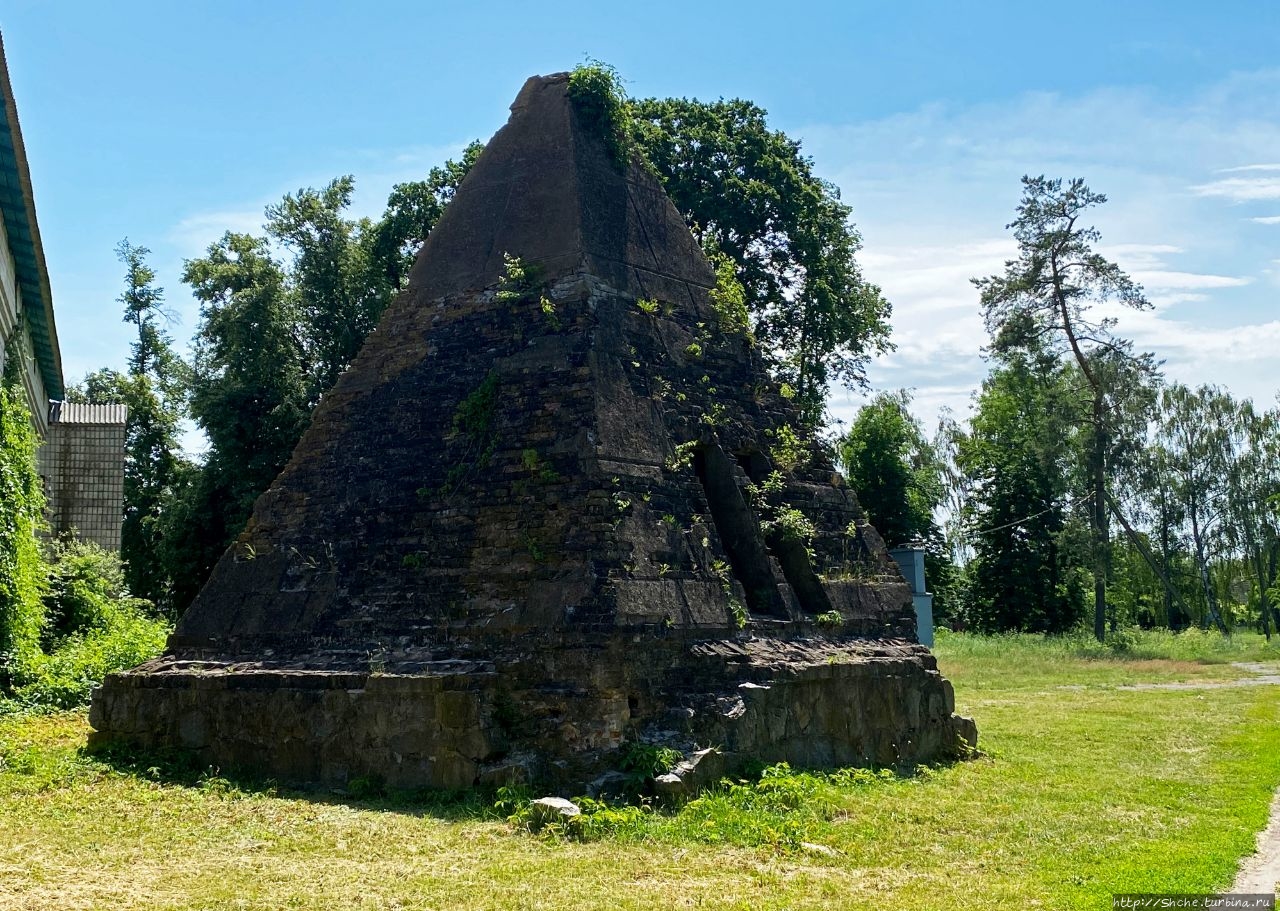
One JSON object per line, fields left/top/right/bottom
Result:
{"left": 184, "top": 232, "right": 309, "bottom": 496}
{"left": 960, "top": 352, "right": 1089, "bottom": 633}
{"left": 839, "top": 390, "right": 961, "bottom": 619}
{"left": 165, "top": 233, "right": 309, "bottom": 609}
{"left": 71, "top": 242, "right": 190, "bottom": 615}
{"left": 839, "top": 390, "right": 942, "bottom": 548}
{"left": 975, "top": 176, "right": 1158, "bottom": 640}
{"left": 1224, "top": 404, "right": 1280, "bottom": 637}
{"left": 1154, "top": 384, "right": 1236, "bottom": 633}
{"left": 264, "top": 177, "right": 386, "bottom": 402}
{"left": 632, "top": 97, "right": 891, "bottom": 425}
{"left": 1128, "top": 444, "right": 1193, "bottom": 629}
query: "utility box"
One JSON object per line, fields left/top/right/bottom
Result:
{"left": 889, "top": 547, "right": 934, "bottom": 647}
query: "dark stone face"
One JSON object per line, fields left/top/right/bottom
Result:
{"left": 90, "top": 74, "right": 975, "bottom": 789}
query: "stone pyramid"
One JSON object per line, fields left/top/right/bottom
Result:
{"left": 91, "top": 74, "right": 974, "bottom": 789}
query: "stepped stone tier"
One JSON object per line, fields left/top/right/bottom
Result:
{"left": 90, "top": 73, "right": 976, "bottom": 789}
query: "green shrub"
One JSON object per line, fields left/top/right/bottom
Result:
{"left": 6, "top": 540, "right": 170, "bottom": 711}
{"left": 10, "top": 610, "right": 168, "bottom": 710}
{"left": 42, "top": 539, "right": 133, "bottom": 643}
{"left": 707, "top": 252, "right": 751, "bottom": 339}
{"left": 619, "top": 742, "right": 682, "bottom": 778}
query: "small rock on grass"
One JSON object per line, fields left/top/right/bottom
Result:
{"left": 526, "top": 796, "right": 581, "bottom": 831}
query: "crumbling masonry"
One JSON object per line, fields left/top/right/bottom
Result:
{"left": 90, "top": 73, "right": 975, "bottom": 789}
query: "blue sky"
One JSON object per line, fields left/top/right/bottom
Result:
{"left": 4, "top": 0, "right": 1278, "bottom": 436}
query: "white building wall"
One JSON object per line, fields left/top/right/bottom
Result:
{"left": 0, "top": 203, "right": 50, "bottom": 435}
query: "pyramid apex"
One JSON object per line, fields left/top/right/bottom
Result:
{"left": 510, "top": 72, "right": 570, "bottom": 113}
{"left": 400, "top": 68, "right": 715, "bottom": 304}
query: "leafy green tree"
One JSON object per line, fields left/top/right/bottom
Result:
{"left": 975, "top": 177, "right": 1158, "bottom": 640}
{"left": 184, "top": 232, "right": 309, "bottom": 497}
{"left": 1224, "top": 404, "right": 1280, "bottom": 637}
{"left": 1127, "top": 444, "right": 1195, "bottom": 629}
{"left": 1153, "top": 384, "right": 1235, "bottom": 633}
{"left": 264, "top": 177, "right": 385, "bottom": 402}
{"left": 839, "top": 390, "right": 960, "bottom": 620}
{"left": 70, "top": 241, "right": 190, "bottom": 615}
{"left": 960, "top": 353, "right": 1088, "bottom": 633}
{"left": 839, "top": 390, "right": 942, "bottom": 548}
{"left": 632, "top": 97, "right": 891, "bottom": 425}
{"left": 165, "top": 233, "right": 309, "bottom": 609}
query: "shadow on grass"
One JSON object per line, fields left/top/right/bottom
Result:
{"left": 79, "top": 735, "right": 972, "bottom": 836}
{"left": 82, "top": 737, "right": 503, "bottom": 823}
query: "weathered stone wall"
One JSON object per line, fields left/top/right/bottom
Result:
{"left": 92, "top": 635, "right": 972, "bottom": 790}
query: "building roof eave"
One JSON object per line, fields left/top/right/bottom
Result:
{"left": 0, "top": 31, "right": 63, "bottom": 401}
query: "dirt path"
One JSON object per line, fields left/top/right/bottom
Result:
{"left": 1118, "top": 662, "right": 1280, "bottom": 691}
{"left": 1218, "top": 662, "right": 1280, "bottom": 895}
{"left": 1235, "top": 789, "right": 1280, "bottom": 894}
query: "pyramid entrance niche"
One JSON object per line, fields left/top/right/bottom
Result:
{"left": 89, "top": 73, "right": 975, "bottom": 789}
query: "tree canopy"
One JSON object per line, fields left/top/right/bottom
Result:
{"left": 839, "top": 390, "right": 942, "bottom": 549}
{"left": 632, "top": 96, "right": 891, "bottom": 424}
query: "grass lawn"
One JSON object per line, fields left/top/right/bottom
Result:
{"left": 1, "top": 630, "right": 1279, "bottom": 910}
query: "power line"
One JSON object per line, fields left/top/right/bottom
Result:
{"left": 969, "top": 490, "right": 1095, "bottom": 537}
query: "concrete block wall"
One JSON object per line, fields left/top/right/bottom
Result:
{"left": 39, "top": 402, "right": 127, "bottom": 550}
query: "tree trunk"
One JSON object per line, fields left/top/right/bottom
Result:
{"left": 1253, "top": 550, "right": 1271, "bottom": 640}
{"left": 1157, "top": 488, "right": 1176, "bottom": 628}
{"left": 1188, "top": 508, "right": 1228, "bottom": 634}
{"left": 1092, "top": 397, "right": 1108, "bottom": 642}
{"left": 1269, "top": 545, "right": 1280, "bottom": 637}
{"left": 1106, "top": 491, "right": 1197, "bottom": 630}
{"left": 1267, "top": 542, "right": 1280, "bottom": 638}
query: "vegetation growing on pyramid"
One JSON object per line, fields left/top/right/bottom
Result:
{"left": 567, "top": 60, "right": 635, "bottom": 169}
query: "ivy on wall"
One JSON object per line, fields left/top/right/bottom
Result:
{"left": 0, "top": 345, "right": 47, "bottom": 672}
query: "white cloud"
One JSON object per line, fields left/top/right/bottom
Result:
{"left": 1103, "top": 243, "right": 1184, "bottom": 256}
{"left": 1145, "top": 292, "right": 1207, "bottom": 311}
{"left": 1131, "top": 270, "right": 1252, "bottom": 289}
{"left": 1124, "top": 308, "right": 1280, "bottom": 367}
{"left": 1190, "top": 176, "right": 1280, "bottom": 201}
{"left": 1217, "top": 163, "right": 1280, "bottom": 172}
{"left": 168, "top": 208, "right": 266, "bottom": 256}
{"left": 797, "top": 68, "right": 1280, "bottom": 428}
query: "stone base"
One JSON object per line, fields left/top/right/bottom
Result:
{"left": 89, "top": 636, "right": 976, "bottom": 791}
